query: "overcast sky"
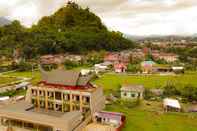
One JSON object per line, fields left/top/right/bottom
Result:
{"left": 1, "top": 0, "right": 197, "bottom": 36}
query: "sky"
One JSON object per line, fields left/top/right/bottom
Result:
{"left": 1, "top": 0, "right": 197, "bottom": 36}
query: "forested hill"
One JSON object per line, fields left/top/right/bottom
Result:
{"left": 0, "top": 2, "right": 135, "bottom": 58}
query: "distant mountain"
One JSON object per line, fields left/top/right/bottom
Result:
{"left": 0, "top": 17, "right": 11, "bottom": 26}
{"left": 126, "top": 34, "right": 197, "bottom": 42}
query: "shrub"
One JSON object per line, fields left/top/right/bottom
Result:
{"left": 64, "top": 60, "right": 81, "bottom": 69}
{"left": 127, "top": 64, "right": 140, "bottom": 73}
{"left": 163, "top": 83, "right": 180, "bottom": 96}
{"left": 118, "top": 99, "right": 141, "bottom": 108}
{"left": 144, "top": 89, "right": 154, "bottom": 100}
{"left": 181, "top": 85, "right": 197, "bottom": 102}
{"left": 16, "top": 61, "right": 32, "bottom": 71}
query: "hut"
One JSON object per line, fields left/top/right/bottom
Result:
{"left": 163, "top": 98, "right": 181, "bottom": 112}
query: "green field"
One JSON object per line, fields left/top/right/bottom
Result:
{"left": 0, "top": 76, "right": 18, "bottom": 85}
{"left": 94, "top": 72, "right": 197, "bottom": 131}
{"left": 4, "top": 71, "right": 41, "bottom": 84}
{"left": 106, "top": 101, "right": 197, "bottom": 131}
{"left": 94, "top": 72, "right": 197, "bottom": 94}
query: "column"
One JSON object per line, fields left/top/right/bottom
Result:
{"left": 80, "top": 92, "right": 83, "bottom": 112}
{"left": 61, "top": 92, "right": 64, "bottom": 112}
{"left": 45, "top": 89, "right": 48, "bottom": 111}
{"left": 53, "top": 91, "right": 56, "bottom": 111}
{"left": 70, "top": 92, "right": 73, "bottom": 111}
{"left": 37, "top": 89, "right": 40, "bottom": 110}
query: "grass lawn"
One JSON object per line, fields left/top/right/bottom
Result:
{"left": 94, "top": 72, "right": 197, "bottom": 94}
{"left": 0, "top": 76, "right": 18, "bottom": 85}
{"left": 106, "top": 101, "right": 197, "bottom": 131}
{"left": 4, "top": 71, "right": 41, "bottom": 84}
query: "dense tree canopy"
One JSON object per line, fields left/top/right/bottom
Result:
{"left": 0, "top": 2, "right": 135, "bottom": 59}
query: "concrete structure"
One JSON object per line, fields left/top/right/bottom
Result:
{"left": 0, "top": 69, "right": 105, "bottom": 131}
{"left": 93, "top": 111, "right": 125, "bottom": 130}
{"left": 121, "top": 85, "right": 144, "bottom": 99}
{"left": 84, "top": 111, "right": 125, "bottom": 131}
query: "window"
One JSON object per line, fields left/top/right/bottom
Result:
{"left": 55, "top": 92, "right": 62, "bottom": 100}
{"left": 131, "top": 94, "right": 135, "bottom": 97}
{"left": 76, "top": 95, "right": 80, "bottom": 101}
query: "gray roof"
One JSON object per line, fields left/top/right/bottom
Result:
{"left": 0, "top": 101, "right": 82, "bottom": 130}
{"left": 40, "top": 67, "right": 94, "bottom": 86}
{"left": 121, "top": 84, "right": 144, "bottom": 92}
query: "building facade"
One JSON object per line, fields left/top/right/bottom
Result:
{"left": 121, "top": 85, "right": 144, "bottom": 100}
{"left": 0, "top": 69, "right": 105, "bottom": 131}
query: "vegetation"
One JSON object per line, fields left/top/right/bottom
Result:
{"left": 0, "top": 76, "right": 18, "bottom": 85}
{"left": 106, "top": 101, "right": 197, "bottom": 131}
{"left": 0, "top": 2, "right": 135, "bottom": 58}
{"left": 94, "top": 72, "right": 197, "bottom": 94}
{"left": 3, "top": 70, "right": 197, "bottom": 130}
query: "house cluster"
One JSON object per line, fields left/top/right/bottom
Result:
{"left": 103, "top": 52, "right": 129, "bottom": 73}
{"left": 40, "top": 54, "right": 83, "bottom": 65}
{"left": 152, "top": 50, "right": 179, "bottom": 63}
{"left": 0, "top": 67, "right": 125, "bottom": 131}
{"left": 140, "top": 60, "right": 184, "bottom": 74}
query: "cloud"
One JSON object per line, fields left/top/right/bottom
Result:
{"left": 1, "top": 0, "right": 197, "bottom": 35}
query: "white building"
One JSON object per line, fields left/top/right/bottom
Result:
{"left": 163, "top": 98, "right": 181, "bottom": 112}
{"left": 121, "top": 85, "right": 144, "bottom": 99}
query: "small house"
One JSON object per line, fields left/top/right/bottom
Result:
{"left": 121, "top": 84, "right": 144, "bottom": 99}
{"left": 104, "top": 53, "right": 120, "bottom": 63}
{"left": 40, "top": 54, "right": 65, "bottom": 65}
{"left": 141, "top": 61, "right": 156, "bottom": 74}
{"left": 94, "top": 63, "right": 110, "bottom": 73}
{"left": 172, "top": 66, "right": 184, "bottom": 74}
{"left": 163, "top": 98, "right": 181, "bottom": 112}
{"left": 114, "top": 63, "right": 127, "bottom": 73}
{"left": 93, "top": 111, "right": 126, "bottom": 131}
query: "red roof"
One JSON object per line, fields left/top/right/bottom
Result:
{"left": 114, "top": 63, "right": 127, "bottom": 69}
{"left": 104, "top": 53, "right": 120, "bottom": 62}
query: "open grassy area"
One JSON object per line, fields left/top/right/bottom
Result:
{"left": 4, "top": 71, "right": 41, "bottom": 84}
{"left": 106, "top": 101, "right": 197, "bottom": 131}
{"left": 0, "top": 76, "right": 18, "bottom": 85}
{"left": 94, "top": 72, "right": 197, "bottom": 94}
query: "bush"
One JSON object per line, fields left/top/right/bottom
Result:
{"left": 127, "top": 64, "right": 140, "bottom": 73}
{"left": 144, "top": 89, "right": 154, "bottom": 100}
{"left": 115, "top": 99, "right": 140, "bottom": 108}
{"left": 64, "top": 60, "right": 81, "bottom": 69}
{"left": 16, "top": 61, "right": 32, "bottom": 71}
{"left": 181, "top": 85, "right": 197, "bottom": 102}
{"left": 163, "top": 83, "right": 180, "bottom": 96}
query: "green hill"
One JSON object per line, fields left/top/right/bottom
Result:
{"left": 0, "top": 2, "right": 135, "bottom": 58}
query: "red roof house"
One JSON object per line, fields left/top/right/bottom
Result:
{"left": 114, "top": 63, "right": 127, "bottom": 73}
{"left": 104, "top": 53, "right": 120, "bottom": 63}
